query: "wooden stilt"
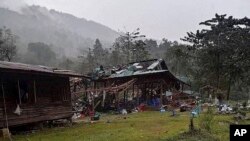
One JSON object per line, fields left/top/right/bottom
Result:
{"left": 137, "top": 85, "right": 140, "bottom": 106}
{"left": 182, "top": 83, "right": 184, "bottom": 93}
{"left": 1, "top": 81, "right": 12, "bottom": 140}
{"left": 132, "top": 84, "right": 135, "bottom": 99}
{"left": 160, "top": 82, "right": 163, "bottom": 106}
{"left": 123, "top": 91, "right": 126, "bottom": 104}
{"left": 34, "top": 80, "right": 37, "bottom": 103}
{"left": 92, "top": 93, "right": 95, "bottom": 113}
{"left": 17, "top": 80, "right": 21, "bottom": 105}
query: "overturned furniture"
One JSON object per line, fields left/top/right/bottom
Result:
{"left": 0, "top": 61, "right": 86, "bottom": 128}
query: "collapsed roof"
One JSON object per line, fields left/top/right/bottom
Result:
{"left": 90, "top": 59, "right": 189, "bottom": 86}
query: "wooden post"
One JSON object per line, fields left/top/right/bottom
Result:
{"left": 123, "top": 91, "right": 126, "bottom": 104}
{"left": 137, "top": 85, "right": 140, "bottom": 106}
{"left": 182, "top": 83, "right": 184, "bottom": 93}
{"left": 92, "top": 93, "right": 95, "bottom": 113}
{"left": 125, "top": 90, "right": 128, "bottom": 108}
{"left": 115, "top": 85, "right": 119, "bottom": 110}
{"left": 33, "top": 80, "right": 37, "bottom": 103}
{"left": 132, "top": 84, "right": 135, "bottom": 99}
{"left": 160, "top": 82, "right": 163, "bottom": 106}
{"left": 144, "top": 83, "right": 146, "bottom": 102}
{"left": 1, "top": 82, "right": 9, "bottom": 129}
{"left": 17, "top": 80, "right": 22, "bottom": 105}
{"left": 93, "top": 81, "right": 96, "bottom": 113}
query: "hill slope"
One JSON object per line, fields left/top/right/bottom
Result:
{"left": 0, "top": 5, "right": 118, "bottom": 56}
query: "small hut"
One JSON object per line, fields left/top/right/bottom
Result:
{"left": 0, "top": 61, "right": 85, "bottom": 128}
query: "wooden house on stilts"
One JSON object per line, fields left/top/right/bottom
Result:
{"left": 0, "top": 61, "right": 85, "bottom": 128}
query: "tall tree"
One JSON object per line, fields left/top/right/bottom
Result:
{"left": 0, "top": 27, "right": 17, "bottom": 61}
{"left": 165, "top": 43, "right": 191, "bottom": 76}
{"left": 113, "top": 28, "right": 147, "bottom": 63}
{"left": 182, "top": 14, "right": 250, "bottom": 100}
{"left": 144, "top": 39, "right": 158, "bottom": 59}
{"left": 26, "top": 42, "right": 56, "bottom": 65}
{"left": 92, "top": 39, "right": 105, "bottom": 65}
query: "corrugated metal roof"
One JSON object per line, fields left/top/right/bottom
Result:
{"left": 110, "top": 59, "right": 167, "bottom": 78}
{"left": 0, "top": 61, "right": 86, "bottom": 77}
{"left": 147, "top": 60, "right": 160, "bottom": 70}
{"left": 106, "top": 59, "right": 190, "bottom": 86}
{"left": 111, "top": 70, "right": 168, "bottom": 78}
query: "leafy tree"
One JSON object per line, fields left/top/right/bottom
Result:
{"left": 0, "top": 27, "right": 17, "bottom": 61}
{"left": 144, "top": 39, "right": 158, "bottom": 59}
{"left": 133, "top": 40, "right": 149, "bottom": 61}
{"left": 159, "top": 38, "right": 172, "bottom": 49}
{"left": 113, "top": 28, "right": 147, "bottom": 63}
{"left": 109, "top": 47, "right": 122, "bottom": 66}
{"left": 86, "top": 48, "right": 95, "bottom": 72}
{"left": 165, "top": 43, "right": 191, "bottom": 76}
{"left": 144, "top": 39, "right": 158, "bottom": 51}
{"left": 93, "top": 39, "right": 105, "bottom": 65}
{"left": 157, "top": 39, "right": 179, "bottom": 59}
{"left": 182, "top": 14, "right": 250, "bottom": 100}
{"left": 59, "top": 57, "right": 74, "bottom": 70}
{"left": 26, "top": 42, "right": 56, "bottom": 65}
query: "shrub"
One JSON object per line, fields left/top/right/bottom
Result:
{"left": 242, "top": 101, "right": 247, "bottom": 108}
{"left": 199, "top": 107, "right": 215, "bottom": 132}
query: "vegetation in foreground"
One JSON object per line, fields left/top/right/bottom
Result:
{"left": 4, "top": 111, "right": 249, "bottom": 141}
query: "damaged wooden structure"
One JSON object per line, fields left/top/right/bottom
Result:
{"left": 0, "top": 61, "right": 85, "bottom": 128}
{"left": 73, "top": 59, "right": 190, "bottom": 112}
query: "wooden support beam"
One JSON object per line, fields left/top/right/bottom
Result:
{"left": 137, "top": 85, "right": 140, "bottom": 106}
{"left": 160, "top": 82, "right": 163, "bottom": 106}
{"left": 33, "top": 80, "right": 37, "bottom": 103}
{"left": 115, "top": 85, "right": 119, "bottom": 110}
{"left": 132, "top": 84, "right": 135, "bottom": 98}
{"left": 182, "top": 83, "right": 184, "bottom": 93}
{"left": 17, "top": 80, "right": 21, "bottom": 105}
{"left": 92, "top": 94, "right": 95, "bottom": 113}
{"left": 1, "top": 82, "right": 9, "bottom": 128}
{"left": 123, "top": 91, "right": 126, "bottom": 105}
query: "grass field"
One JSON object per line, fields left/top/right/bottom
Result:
{"left": 5, "top": 111, "right": 250, "bottom": 141}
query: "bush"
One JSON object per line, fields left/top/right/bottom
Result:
{"left": 238, "top": 110, "right": 247, "bottom": 117}
{"left": 199, "top": 107, "right": 215, "bottom": 132}
{"left": 242, "top": 101, "right": 247, "bottom": 108}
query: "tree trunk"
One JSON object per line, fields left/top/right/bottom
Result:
{"left": 227, "top": 76, "right": 232, "bottom": 101}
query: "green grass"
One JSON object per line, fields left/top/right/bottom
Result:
{"left": 3, "top": 111, "right": 250, "bottom": 141}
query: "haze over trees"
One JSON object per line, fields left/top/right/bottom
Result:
{"left": 0, "top": 5, "right": 118, "bottom": 57}
{"left": 25, "top": 42, "right": 56, "bottom": 66}
{"left": 0, "top": 6, "right": 249, "bottom": 101}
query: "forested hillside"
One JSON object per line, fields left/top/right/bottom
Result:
{"left": 0, "top": 5, "right": 118, "bottom": 57}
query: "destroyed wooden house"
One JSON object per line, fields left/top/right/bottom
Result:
{"left": 0, "top": 61, "right": 85, "bottom": 128}
{"left": 77, "top": 59, "right": 190, "bottom": 111}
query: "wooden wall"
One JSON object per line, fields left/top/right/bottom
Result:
{"left": 0, "top": 72, "right": 72, "bottom": 128}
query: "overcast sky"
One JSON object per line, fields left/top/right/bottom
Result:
{"left": 2, "top": 0, "right": 250, "bottom": 41}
